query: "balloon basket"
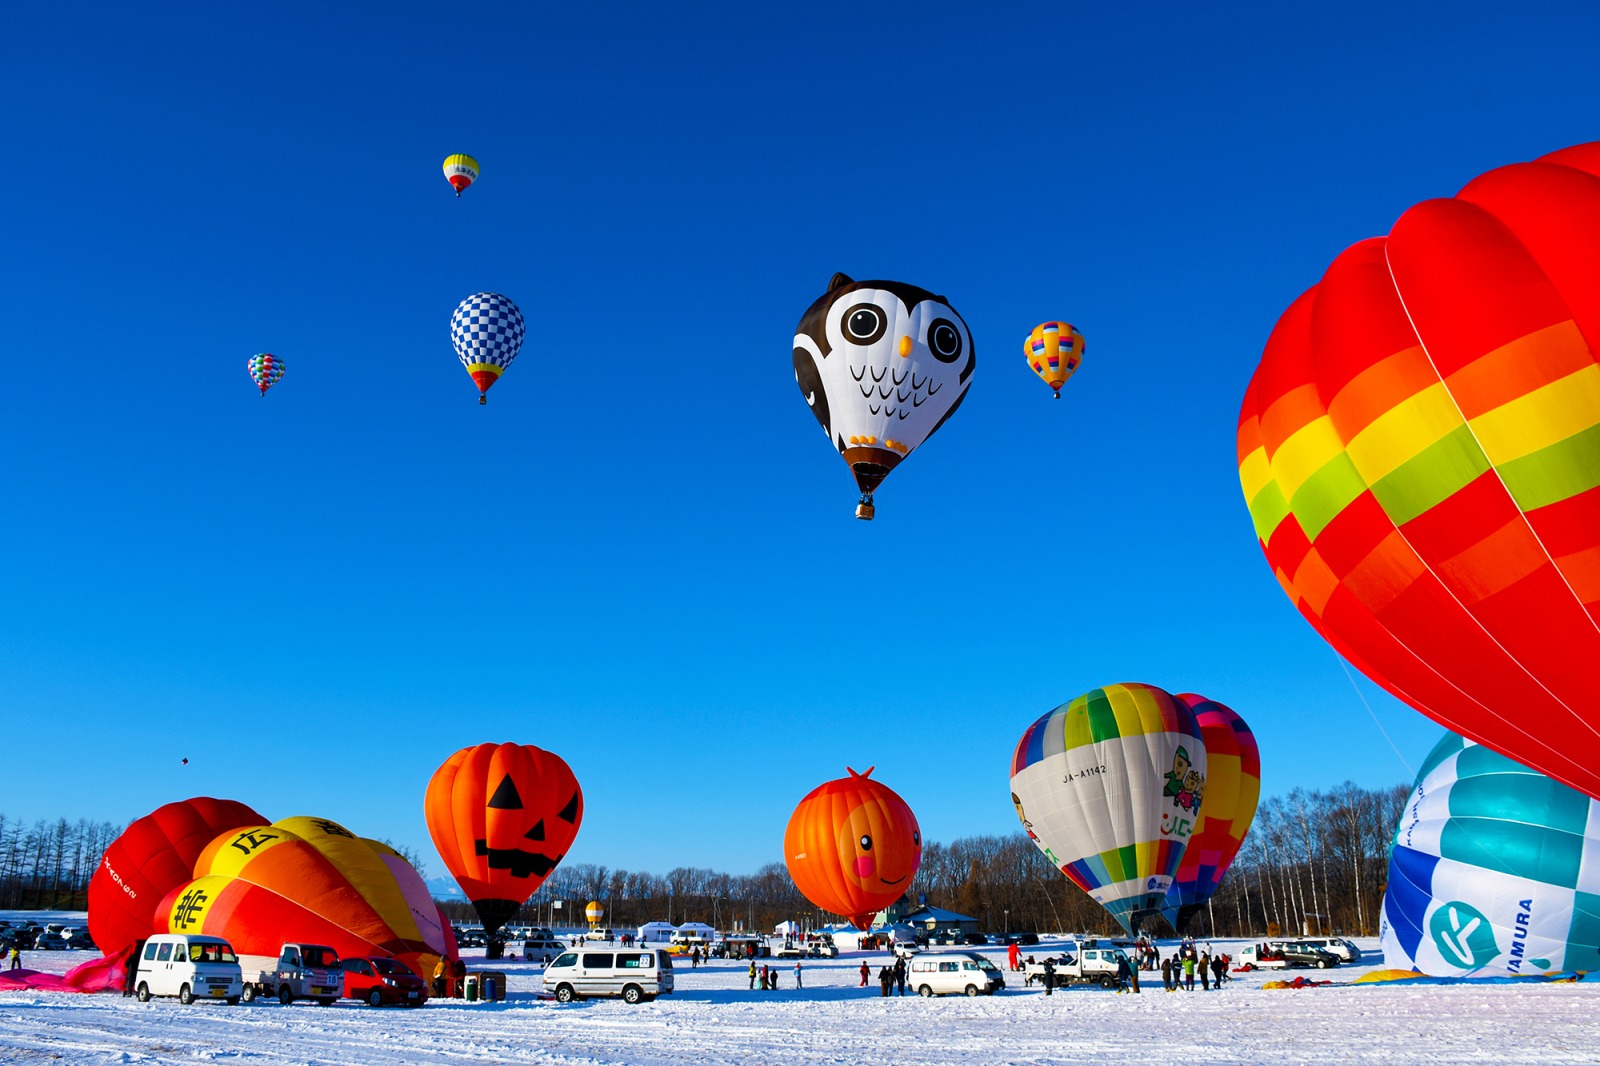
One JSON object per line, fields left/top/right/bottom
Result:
{"left": 478, "top": 394, "right": 487, "bottom": 405}
{"left": 855, "top": 500, "right": 875, "bottom": 521}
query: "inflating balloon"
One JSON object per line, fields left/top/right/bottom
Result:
{"left": 247, "top": 353, "right": 284, "bottom": 397}
{"left": 159, "top": 815, "right": 453, "bottom": 978}
{"left": 1162, "top": 694, "right": 1260, "bottom": 931}
{"left": 792, "top": 273, "right": 975, "bottom": 519}
{"left": 784, "top": 767, "right": 921, "bottom": 929}
{"left": 88, "top": 797, "right": 267, "bottom": 956}
{"left": 1380, "top": 733, "right": 1600, "bottom": 977}
{"left": 1010, "top": 683, "right": 1206, "bottom": 933}
{"left": 442, "top": 153, "right": 480, "bottom": 197}
{"left": 424, "top": 742, "right": 583, "bottom": 937}
{"left": 1024, "top": 321, "right": 1085, "bottom": 399}
{"left": 585, "top": 901, "right": 604, "bottom": 928}
{"left": 1238, "top": 141, "right": 1600, "bottom": 799}
{"left": 451, "top": 292, "right": 525, "bottom": 404}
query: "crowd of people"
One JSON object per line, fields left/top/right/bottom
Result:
{"left": 746, "top": 959, "right": 805, "bottom": 990}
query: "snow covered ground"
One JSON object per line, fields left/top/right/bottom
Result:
{"left": 2, "top": 915, "right": 1596, "bottom": 1065}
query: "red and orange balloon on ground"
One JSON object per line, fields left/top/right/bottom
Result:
{"left": 1239, "top": 141, "right": 1600, "bottom": 799}
{"left": 784, "top": 767, "right": 921, "bottom": 930}
{"left": 425, "top": 742, "right": 584, "bottom": 936}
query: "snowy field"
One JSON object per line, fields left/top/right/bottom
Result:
{"left": 2, "top": 915, "right": 1596, "bottom": 1065}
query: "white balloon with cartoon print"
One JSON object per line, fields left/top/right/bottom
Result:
{"left": 793, "top": 273, "right": 975, "bottom": 518}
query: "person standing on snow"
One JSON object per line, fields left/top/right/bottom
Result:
{"left": 895, "top": 956, "right": 908, "bottom": 996}
{"left": 1199, "top": 951, "right": 1210, "bottom": 991}
{"left": 1161, "top": 955, "right": 1174, "bottom": 991}
{"left": 1041, "top": 956, "right": 1055, "bottom": 996}
{"left": 879, "top": 964, "right": 893, "bottom": 997}
{"left": 859, "top": 960, "right": 870, "bottom": 987}
{"left": 1182, "top": 952, "right": 1196, "bottom": 991}
{"left": 1114, "top": 954, "right": 1132, "bottom": 993}
{"left": 794, "top": 960, "right": 803, "bottom": 988}
{"left": 1008, "top": 941, "right": 1021, "bottom": 971}
{"left": 748, "top": 959, "right": 757, "bottom": 990}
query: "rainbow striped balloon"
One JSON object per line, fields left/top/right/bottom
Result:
{"left": 1238, "top": 142, "right": 1600, "bottom": 799}
{"left": 246, "top": 353, "right": 284, "bottom": 397}
{"left": 1010, "top": 682, "right": 1206, "bottom": 933}
{"left": 1162, "top": 694, "right": 1260, "bottom": 932}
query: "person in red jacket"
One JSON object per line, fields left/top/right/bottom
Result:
{"left": 859, "top": 960, "right": 870, "bottom": 987}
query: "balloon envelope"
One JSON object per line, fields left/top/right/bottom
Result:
{"left": 1380, "top": 733, "right": 1600, "bottom": 977}
{"left": 159, "top": 815, "right": 453, "bottom": 978}
{"left": 1024, "top": 321, "right": 1084, "bottom": 398}
{"left": 424, "top": 742, "right": 583, "bottom": 935}
{"left": 451, "top": 292, "right": 525, "bottom": 403}
{"left": 1162, "top": 694, "right": 1260, "bottom": 931}
{"left": 88, "top": 797, "right": 267, "bottom": 956}
{"left": 792, "top": 273, "right": 975, "bottom": 515}
{"left": 247, "top": 353, "right": 284, "bottom": 396}
{"left": 442, "top": 153, "right": 479, "bottom": 196}
{"left": 784, "top": 767, "right": 921, "bottom": 930}
{"left": 1010, "top": 682, "right": 1206, "bottom": 933}
{"left": 1238, "top": 141, "right": 1600, "bottom": 799}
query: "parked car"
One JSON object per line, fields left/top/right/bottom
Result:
{"left": 891, "top": 941, "right": 921, "bottom": 959}
{"left": 32, "top": 932, "right": 71, "bottom": 951}
{"left": 1290, "top": 936, "right": 1361, "bottom": 963}
{"left": 521, "top": 936, "right": 568, "bottom": 964}
{"left": 1237, "top": 942, "right": 1340, "bottom": 970}
{"left": 341, "top": 956, "right": 428, "bottom": 1007}
{"left": 544, "top": 947, "right": 674, "bottom": 1004}
{"left": 133, "top": 934, "right": 243, "bottom": 1004}
{"left": 908, "top": 951, "right": 1006, "bottom": 997}
{"left": 61, "top": 928, "right": 95, "bottom": 950}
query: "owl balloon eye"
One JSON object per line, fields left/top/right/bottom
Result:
{"left": 927, "top": 318, "right": 963, "bottom": 362}
{"left": 842, "top": 304, "right": 887, "bottom": 345}
{"left": 859, "top": 834, "right": 873, "bottom": 851}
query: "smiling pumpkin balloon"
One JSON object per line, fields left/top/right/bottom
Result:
{"left": 425, "top": 742, "right": 583, "bottom": 940}
{"left": 784, "top": 767, "right": 922, "bottom": 929}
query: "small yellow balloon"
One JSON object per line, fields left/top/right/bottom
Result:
{"left": 1024, "top": 321, "right": 1085, "bottom": 399}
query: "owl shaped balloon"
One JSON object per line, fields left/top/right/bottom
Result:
{"left": 793, "top": 273, "right": 975, "bottom": 519}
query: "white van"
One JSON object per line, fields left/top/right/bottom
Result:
{"left": 907, "top": 951, "right": 1006, "bottom": 997}
{"left": 543, "top": 947, "right": 674, "bottom": 1004}
{"left": 1291, "top": 936, "right": 1362, "bottom": 963}
{"left": 134, "top": 934, "right": 244, "bottom": 1005}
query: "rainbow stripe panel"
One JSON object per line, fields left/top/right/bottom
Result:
{"left": 1010, "top": 682, "right": 1206, "bottom": 933}
{"left": 1238, "top": 142, "right": 1600, "bottom": 800}
{"left": 1162, "top": 694, "right": 1260, "bottom": 930}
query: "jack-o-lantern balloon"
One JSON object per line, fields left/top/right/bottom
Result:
{"left": 425, "top": 742, "right": 583, "bottom": 936}
{"left": 784, "top": 766, "right": 921, "bottom": 930}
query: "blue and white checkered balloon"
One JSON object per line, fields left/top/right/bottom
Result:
{"left": 451, "top": 292, "right": 526, "bottom": 370}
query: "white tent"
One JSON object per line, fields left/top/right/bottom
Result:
{"left": 774, "top": 920, "right": 802, "bottom": 936}
{"left": 637, "top": 922, "right": 676, "bottom": 943}
{"left": 676, "top": 922, "right": 717, "bottom": 940}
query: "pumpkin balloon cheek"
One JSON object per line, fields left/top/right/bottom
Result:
{"left": 854, "top": 854, "right": 877, "bottom": 879}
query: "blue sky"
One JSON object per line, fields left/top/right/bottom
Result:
{"left": 2, "top": 2, "right": 1596, "bottom": 877}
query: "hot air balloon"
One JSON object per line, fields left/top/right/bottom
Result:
{"left": 88, "top": 797, "right": 267, "bottom": 956}
{"left": 792, "top": 273, "right": 976, "bottom": 520}
{"left": 424, "top": 742, "right": 583, "bottom": 941}
{"left": 1237, "top": 141, "right": 1600, "bottom": 799}
{"left": 247, "top": 353, "right": 284, "bottom": 397}
{"left": 585, "top": 901, "right": 605, "bottom": 930}
{"left": 1162, "top": 694, "right": 1261, "bottom": 932}
{"left": 1380, "top": 732, "right": 1600, "bottom": 977}
{"left": 1024, "top": 321, "right": 1085, "bottom": 399}
{"left": 451, "top": 292, "right": 525, "bottom": 404}
{"left": 442, "top": 153, "right": 480, "bottom": 197}
{"left": 1010, "top": 683, "right": 1207, "bottom": 934}
{"left": 158, "top": 815, "right": 454, "bottom": 980}
{"left": 784, "top": 767, "right": 921, "bottom": 929}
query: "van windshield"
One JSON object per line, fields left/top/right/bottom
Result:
{"left": 189, "top": 943, "right": 238, "bottom": 964}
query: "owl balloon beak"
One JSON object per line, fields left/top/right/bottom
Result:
{"left": 898, "top": 336, "right": 912, "bottom": 357}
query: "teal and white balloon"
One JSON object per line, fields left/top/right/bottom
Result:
{"left": 1380, "top": 733, "right": 1600, "bottom": 977}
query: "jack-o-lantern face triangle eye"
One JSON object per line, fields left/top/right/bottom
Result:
{"left": 557, "top": 791, "right": 579, "bottom": 824}
{"left": 487, "top": 775, "right": 524, "bottom": 810}
{"left": 524, "top": 819, "right": 546, "bottom": 842}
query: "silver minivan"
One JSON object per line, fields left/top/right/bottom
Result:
{"left": 543, "top": 948, "right": 674, "bottom": 1004}
{"left": 1292, "top": 936, "right": 1361, "bottom": 963}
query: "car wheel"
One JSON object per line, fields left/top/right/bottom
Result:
{"left": 918, "top": 984, "right": 933, "bottom": 997}
{"left": 1099, "top": 975, "right": 1114, "bottom": 988}
{"left": 242, "top": 984, "right": 258, "bottom": 1003}
{"left": 278, "top": 985, "right": 294, "bottom": 1005}
{"left": 1318, "top": 959, "right": 1330, "bottom": 969}
{"left": 965, "top": 985, "right": 979, "bottom": 997}
{"left": 555, "top": 984, "right": 576, "bottom": 1003}
{"left": 622, "top": 985, "right": 644, "bottom": 1005}
{"left": 136, "top": 982, "right": 151, "bottom": 1003}
{"left": 178, "top": 983, "right": 194, "bottom": 1005}
{"left": 368, "top": 989, "right": 384, "bottom": 1008}
{"left": 226, "top": 996, "right": 241, "bottom": 1006}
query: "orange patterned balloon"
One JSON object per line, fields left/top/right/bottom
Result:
{"left": 784, "top": 767, "right": 921, "bottom": 930}
{"left": 424, "top": 742, "right": 583, "bottom": 936}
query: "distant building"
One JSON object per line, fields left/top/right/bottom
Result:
{"left": 898, "top": 904, "right": 978, "bottom": 937}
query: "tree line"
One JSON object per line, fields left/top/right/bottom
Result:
{"left": 4, "top": 779, "right": 1408, "bottom": 939}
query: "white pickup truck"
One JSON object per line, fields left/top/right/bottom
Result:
{"left": 1023, "top": 945, "right": 1131, "bottom": 989}
{"left": 239, "top": 943, "right": 344, "bottom": 1005}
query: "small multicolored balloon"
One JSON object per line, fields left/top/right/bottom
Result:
{"left": 1024, "top": 321, "right": 1084, "bottom": 399}
{"left": 442, "top": 153, "right": 480, "bottom": 197}
{"left": 450, "top": 293, "right": 525, "bottom": 404}
{"left": 247, "top": 353, "right": 284, "bottom": 397}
